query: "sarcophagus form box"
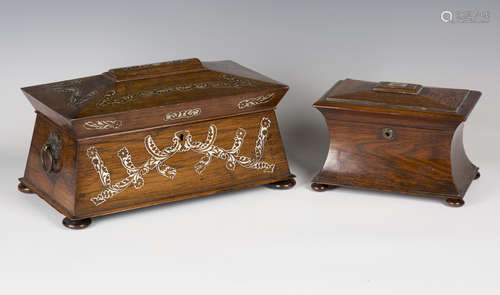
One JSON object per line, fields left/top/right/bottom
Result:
{"left": 19, "top": 58, "right": 295, "bottom": 229}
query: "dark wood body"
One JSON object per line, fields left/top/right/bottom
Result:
{"left": 19, "top": 59, "right": 294, "bottom": 224}
{"left": 312, "top": 108, "right": 477, "bottom": 199}
{"left": 312, "top": 79, "right": 480, "bottom": 203}
{"left": 21, "top": 110, "right": 292, "bottom": 220}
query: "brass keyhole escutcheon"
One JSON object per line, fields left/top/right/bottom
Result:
{"left": 40, "top": 130, "right": 62, "bottom": 174}
{"left": 382, "top": 128, "right": 394, "bottom": 140}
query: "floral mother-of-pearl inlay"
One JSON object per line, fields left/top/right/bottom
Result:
{"left": 96, "top": 74, "right": 257, "bottom": 108}
{"left": 46, "top": 79, "right": 98, "bottom": 108}
{"left": 83, "top": 120, "right": 122, "bottom": 130}
{"left": 87, "top": 117, "right": 275, "bottom": 206}
{"left": 164, "top": 108, "right": 201, "bottom": 121}
{"left": 237, "top": 93, "right": 275, "bottom": 109}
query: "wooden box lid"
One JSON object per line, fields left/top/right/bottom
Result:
{"left": 22, "top": 58, "right": 288, "bottom": 138}
{"left": 313, "top": 79, "right": 481, "bottom": 121}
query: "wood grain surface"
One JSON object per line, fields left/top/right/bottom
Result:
{"left": 20, "top": 111, "right": 292, "bottom": 219}
{"left": 313, "top": 80, "right": 480, "bottom": 201}
{"left": 22, "top": 113, "right": 78, "bottom": 216}
{"left": 75, "top": 111, "right": 291, "bottom": 217}
{"left": 19, "top": 59, "right": 293, "bottom": 222}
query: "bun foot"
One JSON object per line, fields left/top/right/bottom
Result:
{"left": 267, "top": 178, "right": 296, "bottom": 190}
{"left": 474, "top": 171, "right": 480, "bottom": 180}
{"left": 311, "top": 182, "right": 332, "bottom": 192}
{"left": 18, "top": 182, "right": 33, "bottom": 194}
{"left": 446, "top": 198, "right": 465, "bottom": 207}
{"left": 63, "top": 217, "right": 92, "bottom": 229}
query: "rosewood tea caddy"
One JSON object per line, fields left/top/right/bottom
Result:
{"left": 19, "top": 58, "right": 295, "bottom": 229}
{"left": 312, "top": 79, "right": 480, "bottom": 207}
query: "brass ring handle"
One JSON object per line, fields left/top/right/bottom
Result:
{"left": 40, "top": 144, "right": 54, "bottom": 173}
{"left": 40, "top": 131, "right": 62, "bottom": 174}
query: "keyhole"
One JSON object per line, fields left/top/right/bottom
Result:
{"left": 382, "top": 128, "right": 394, "bottom": 140}
{"left": 179, "top": 133, "right": 184, "bottom": 141}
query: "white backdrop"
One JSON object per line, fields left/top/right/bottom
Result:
{"left": 1, "top": 1, "right": 499, "bottom": 294}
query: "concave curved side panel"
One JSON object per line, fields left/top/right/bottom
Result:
{"left": 313, "top": 108, "right": 460, "bottom": 197}
{"left": 450, "top": 123, "right": 478, "bottom": 195}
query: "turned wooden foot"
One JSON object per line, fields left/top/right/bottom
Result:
{"left": 474, "top": 171, "right": 480, "bottom": 180}
{"left": 63, "top": 217, "right": 92, "bottom": 229}
{"left": 267, "top": 178, "right": 296, "bottom": 189}
{"left": 18, "top": 182, "right": 34, "bottom": 194}
{"left": 446, "top": 198, "right": 465, "bottom": 207}
{"left": 311, "top": 182, "right": 333, "bottom": 192}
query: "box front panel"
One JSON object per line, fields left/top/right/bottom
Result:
{"left": 75, "top": 111, "right": 290, "bottom": 216}
{"left": 317, "top": 116, "right": 458, "bottom": 196}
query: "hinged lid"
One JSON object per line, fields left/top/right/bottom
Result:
{"left": 21, "top": 58, "right": 288, "bottom": 138}
{"left": 313, "top": 79, "right": 480, "bottom": 121}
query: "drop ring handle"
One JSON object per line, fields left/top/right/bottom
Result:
{"left": 40, "top": 130, "right": 62, "bottom": 174}
{"left": 40, "top": 144, "right": 55, "bottom": 173}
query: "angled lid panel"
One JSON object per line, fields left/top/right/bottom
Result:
{"left": 22, "top": 75, "right": 113, "bottom": 120}
{"left": 21, "top": 58, "right": 289, "bottom": 138}
{"left": 203, "top": 60, "right": 286, "bottom": 86}
{"left": 314, "top": 79, "right": 480, "bottom": 121}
